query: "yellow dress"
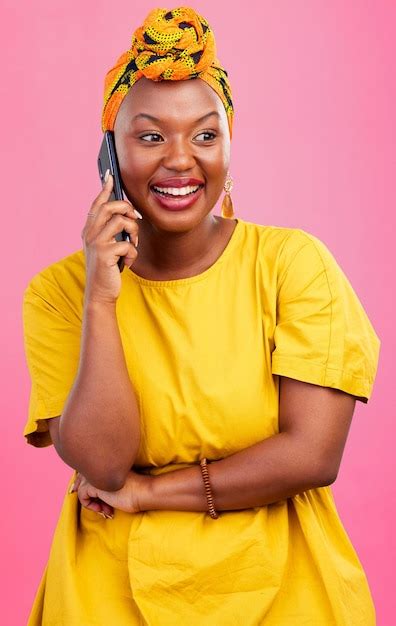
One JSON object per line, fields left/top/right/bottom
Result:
{"left": 22, "top": 218, "right": 381, "bottom": 625}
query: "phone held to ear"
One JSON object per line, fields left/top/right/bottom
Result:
{"left": 97, "top": 130, "right": 130, "bottom": 272}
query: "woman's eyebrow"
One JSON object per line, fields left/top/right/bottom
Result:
{"left": 131, "top": 111, "right": 220, "bottom": 124}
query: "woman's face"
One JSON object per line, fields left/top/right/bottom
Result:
{"left": 114, "top": 77, "right": 231, "bottom": 232}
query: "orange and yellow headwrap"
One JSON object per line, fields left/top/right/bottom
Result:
{"left": 101, "top": 7, "right": 234, "bottom": 139}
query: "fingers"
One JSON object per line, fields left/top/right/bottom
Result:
{"left": 69, "top": 472, "right": 114, "bottom": 519}
{"left": 88, "top": 200, "right": 141, "bottom": 231}
{"left": 81, "top": 172, "right": 142, "bottom": 245}
{"left": 68, "top": 472, "right": 81, "bottom": 494}
{"left": 107, "top": 240, "right": 138, "bottom": 270}
{"left": 98, "top": 502, "right": 114, "bottom": 518}
{"left": 93, "top": 170, "right": 115, "bottom": 212}
{"left": 96, "top": 213, "right": 139, "bottom": 247}
{"left": 80, "top": 170, "right": 144, "bottom": 293}
{"left": 90, "top": 172, "right": 142, "bottom": 222}
{"left": 83, "top": 496, "right": 114, "bottom": 518}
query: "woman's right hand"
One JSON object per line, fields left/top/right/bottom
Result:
{"left": 81, "top": 172, "right": 141, "bottom": 304}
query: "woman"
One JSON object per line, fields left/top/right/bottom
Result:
{"left": 23, "top": 7, "right": 381, "bottom": 625}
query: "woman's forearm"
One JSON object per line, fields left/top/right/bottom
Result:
{"left": 142, "top": 432, "right": 335, "bottom": 512}
{"left": 58, "top": 299, "right": 140, "bottom": 491}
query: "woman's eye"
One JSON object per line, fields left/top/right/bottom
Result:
{"left": 139, "top": 131, "right": 216, "bottom": 142}
{"left": 195, "top": 131, "right": 216, "bottom": 141}
{"left": 140, "top": 133, "right": 164, "bottom": 142}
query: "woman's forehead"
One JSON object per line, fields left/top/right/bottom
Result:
{"left": 119, "top": 77, "right": 224, "bottom": 117}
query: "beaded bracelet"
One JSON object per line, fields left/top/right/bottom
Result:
{"left": 199, "top": 458, "right": 219, "bottom": 519}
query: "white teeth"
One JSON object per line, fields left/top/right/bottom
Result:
{"left": 153, "top": 185, "right": 200, "bottom": 196}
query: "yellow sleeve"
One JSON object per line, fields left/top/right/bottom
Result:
{"left": 22, "top": 272, "right": 82, "bottom": 447}
{"left": 271, "top": 229, "right": 381, "bottom": 403}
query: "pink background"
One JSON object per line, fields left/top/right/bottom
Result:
{"left": 2, "top": 1, "right": 394, "bottom": 623}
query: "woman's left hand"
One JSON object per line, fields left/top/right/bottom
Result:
{"left": 70, "top": 469, "right": 153, "bottom": 516}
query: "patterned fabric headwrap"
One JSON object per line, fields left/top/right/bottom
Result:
{"left": 101, "top": 7, "right": 234, "bottom": 139}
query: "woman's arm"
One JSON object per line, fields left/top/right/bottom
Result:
{"left": 140, "top": 378, "right": 356, "bottom": 512}
{"left": 51, "top": 299, "right": 141, "bottom": 491}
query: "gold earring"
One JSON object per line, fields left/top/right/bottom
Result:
{"left": 221, "top": 172, "right": 235, "bottom": 219}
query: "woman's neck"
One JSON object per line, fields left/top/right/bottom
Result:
{"left": 129, "top": 215, "right": 236, "bottom": 281}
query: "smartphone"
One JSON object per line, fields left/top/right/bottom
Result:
{"left": 97, "top": 130, "right": 130, "bottom": 272}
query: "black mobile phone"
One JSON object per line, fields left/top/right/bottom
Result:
{"left": 97, "top": 130, "right": 130, "bottom": 272}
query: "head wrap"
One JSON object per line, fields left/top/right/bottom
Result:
{"left": 101, "top": 7, "right": 234, "bottom": 139}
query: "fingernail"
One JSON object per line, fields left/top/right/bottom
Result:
{"left": 104, "top": 513, "right": 114, "bottom": 519}
{"left": 134, "top": 209, "right": 143, "bottom": 219}
{"left": 104, "top": 168, "right": 110, "bottom": 183}
{"left": 68, "top": 482, "right": 75, "bottom": 494}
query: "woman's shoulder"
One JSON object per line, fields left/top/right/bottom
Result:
{"left": 239, "top": 218, "right": 328, "bottom": 265}
{"left": 23, "top": 248, "right": 85, "bottom": 320}
{"left": 25, "top": 249, "right": 85, "bottom": 294}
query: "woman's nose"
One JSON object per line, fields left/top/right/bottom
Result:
{"left": 161, "top": 137, "right": 196, "bottom": 171}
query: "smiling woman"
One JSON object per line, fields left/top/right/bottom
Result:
{"left": 22, "top": 6, "right": 381, "bottom": 626}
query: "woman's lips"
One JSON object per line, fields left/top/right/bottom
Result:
{"left": 150, "top": 185, "right": 204, "bottom": 211}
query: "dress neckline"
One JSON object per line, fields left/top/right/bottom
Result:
{"left": 124, "top": 217, "right": 243, "bottom": 288}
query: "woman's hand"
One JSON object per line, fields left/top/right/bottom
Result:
{"left": 70, "top": 469, "right": 153, "bottom": 517}
{"left": 81, "top": 171, "right": 142, "bottom": 305}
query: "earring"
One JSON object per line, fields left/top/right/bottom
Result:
{"left": 221, "top": 172, "right": 235, "bottom": 219}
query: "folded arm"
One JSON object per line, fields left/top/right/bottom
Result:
{"left": 140, "top": 377, "right": 356, "bottom": 512}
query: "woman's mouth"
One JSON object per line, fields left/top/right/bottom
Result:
{"left": 150, "top": 184, "right": 205, "bottom": 211}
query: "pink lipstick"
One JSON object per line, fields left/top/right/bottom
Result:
{"left": 150, "top": 177, "right": 205, "bottom": 211}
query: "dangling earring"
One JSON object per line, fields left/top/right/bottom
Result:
{"left": 221, "top": 172, "right": 235, "bottom": 219}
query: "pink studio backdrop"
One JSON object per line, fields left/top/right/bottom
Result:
{"left": 1, "top": 1, "right": 394, "bottom": 624}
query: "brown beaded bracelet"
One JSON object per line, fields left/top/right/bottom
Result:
{"left": 199, "top": 458, "right": 219, "bottom": 519}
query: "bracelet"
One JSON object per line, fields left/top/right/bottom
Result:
{"left": 199, "top": 458, "right": 219, "bottom": 519}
